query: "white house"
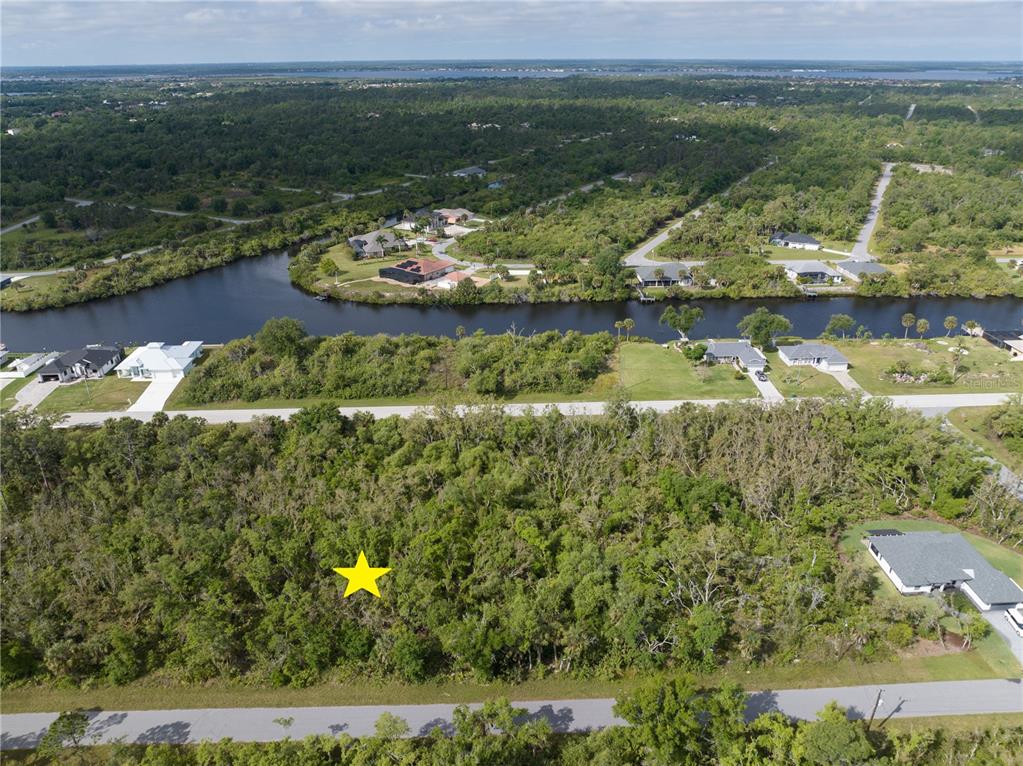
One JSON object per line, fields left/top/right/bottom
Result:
{"left": 777, "top": 343, "right": 849, "bottom": 372}
{"left": 770, "top": 231, "right": 822, "bottom": 251}
{"left": 783, "top": 261, "right": 844, "bottom": 285}
{"left": 115, "top": 341, "right": 204, "bottom": 380}
{"left": 9, "top": 352, "right": 59, "bottom": 377}
{"left": 704, "top": 340, "right": 767, "bottom": 371}
{"left": 866, "top": 531, "right": 1023, "bottom": 612}
{"left": 434, "top": 272, "right": 474, "bottom": 291}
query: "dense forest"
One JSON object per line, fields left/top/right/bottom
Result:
{"left": 3, "top": 399, "right": 1019, "bottom": 692}
{"left": 26, "top": 687, "right": 1023, "bottom": 765}
{"left": 176, "top": 321, "right": 615, "bottom": 404}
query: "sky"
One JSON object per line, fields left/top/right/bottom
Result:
{"left": 2, "top": 0, "right": 1021, "bottom": 68}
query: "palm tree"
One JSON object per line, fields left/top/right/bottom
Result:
{"left": 614, "top": 320, "right": 625, "bottom": 341}
{"left": 963, "top": 319, "right": 979, "bottom": 336}
{"left": 901, "top": 313, "right": 915, "bottom": 339}
{"left": 623, "top": 318, "right": 635, "bottom": 342}
{"left": 943, "top": 315, "right": 958, "bottom": 336}
{"left": 916, "top": 318, "right": 930, "bottom": 338}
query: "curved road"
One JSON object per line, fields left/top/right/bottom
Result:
{"left": 2, "top": 679, "right": 1020, "bottom": 749}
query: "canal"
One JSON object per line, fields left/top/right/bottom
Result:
{"left": 1, "top": 253, "right": 1021, "bottom": 351}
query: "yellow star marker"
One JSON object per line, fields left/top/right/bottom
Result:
{"left": 333, "top": 551, "right": 391, "bottom": 598}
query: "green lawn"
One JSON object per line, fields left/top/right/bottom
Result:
{"left": 947, "top": 406, "right": 1023, "bottom": 475}
{"left": 764, "top": 351, "right": 845, "bottom": 397}
{"left": 618, "top": 343, "right": 756, "bottom": 400}
{"left": 0, "top": 222, "right": 85, "bottom": 246}
{"left": 36, "top": 376, "right": 149, "bottom": 413}
{"left": 0, "top": 375, "right": 33, "bottom": 412}
{"left": 837, "top": 338, "right": 1023, "bottom": 394}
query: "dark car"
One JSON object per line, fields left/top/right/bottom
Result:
{"left": 755, "top": 370, "right": 768, "bottom": 382}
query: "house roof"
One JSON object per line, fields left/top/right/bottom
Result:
{"left": 837, "top": 260, "right": 888, "bottom": 276}
{"left": 777, "top": 343, "right": 849, "bottom": 365}
{"left": 868, "top": 531, "right": 1023, "bottom": 606}
{"left": 441, "top": 271, "right": 472, "bottom": 283}
{"left": 116, "top": 341, "right": 203, "bottom": 373}
{"left": 434, "top": 208, "right": 473, "bottom": 219}
{"left": 40, "top": 346, "right": 120, "bottom": 375}
{"left": 705, "top": 340, "right": 767, "bottom": 366}
{"left": 785, "top": 261, "right": 842, "bottom": 278}
{"left": 451, "top": 165, "right": 487, "bottom": 176}
{"left": 389, "top": 258, "right": 451, "bottom": 276}
{"left": 633, "top": 264, "right": 691, "bottom": 281}
{"left": 771, "top": 231, "right": 821, "bottom": 246}
{"left": 348, "top": 229, "right": 402, "bottom": 250}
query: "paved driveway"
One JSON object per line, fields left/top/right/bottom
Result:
{"left": 748, "top": 371, "right": 783, "bottom": 402}
{"left": 983, "top": 609, "right": 1023, "bottom": 663}
{"left": 825, "top": 370, "right": 865, "bottom": 392}
{"left": 14, "top": 379, "right": 59, "bottom": 411}
{"left": 128, "top": 379, "right": 182, "bottom": 413}
{"left": 850, "top": 162, "right": 894, "bottom": 260}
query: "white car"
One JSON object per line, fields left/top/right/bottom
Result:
{"left": 1005, "top": 605, "right": 1023, "bottom": 638}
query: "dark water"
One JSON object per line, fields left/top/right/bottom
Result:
{"left": 1, "top": 253, "right": 1021, "bottom": 351}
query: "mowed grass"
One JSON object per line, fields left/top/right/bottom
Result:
{"left": 319, "top": 243, "right": 406, "bottom": 284}
{"left": 0, "top": 375, "right": 34, "bottom": 411}
{"left": 618, "top": 343, "right": 756, "bottom": 400}
{"left": 764, "top": 351, "right": 845, "bottom": 398}
{"left": 36, "top": 376, "right": 149, "bottom": 413}
{"left": 947, "top": 406, "right": 1023, "bottom": 475}
{"left": 837, "top": 337, "right": 1023, "bottom": 394}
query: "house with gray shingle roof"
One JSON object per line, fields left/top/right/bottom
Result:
{"left": 835, "top": 261, "right": 888, "bottom": 281}
{"left": 348, "top": 229, "right": 409, "bottom": 259}
{"left": 866, "top": 531, "right": 1023, "bottom": 611}
{"left": 777, "top": 343, "right": 849, "bottom": 372}
{"left": 783, "top": 261, "right": 844, "bottom": 285}
{"left": 704, "top": 340, "right": 767, "bottom": 371}
{"left": 633, "top": 263, "right": 692, "bottom": 288}
{"left": 770, "top": 231, "right": 821, "bottom": 250}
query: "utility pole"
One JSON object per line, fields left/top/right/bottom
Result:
{"left": 866, "top": 688, "right": 884, "bottom": 730}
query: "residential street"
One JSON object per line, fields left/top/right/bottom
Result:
{"left": 2, "top": 679, "right": 1020, "bottom": 750}
{"left": 850, "top": 162, "right": 894, "bottom": 260}
{"left": 51, "top": 391, "right": 1017, "bottom": 428}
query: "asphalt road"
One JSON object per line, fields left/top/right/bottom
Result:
{"left": 2, "top": 679, "right": 1020, "bottom": 750}
{"left": 51, "top": 392, "right": 1016, "bottom": 428}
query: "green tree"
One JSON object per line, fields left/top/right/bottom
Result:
{"left": 623, "top": 318, "right": 636, "bottom": 342}
{"left": 318, "top": 255, "right": 340, "bottom": 285}
{"left": 737, "top": 307, "right": 792, "bottom": 349}
{"left": 916, "top": 318, "right": 930, "bottom": 338}
{"left": 255, "top": 317, "right": 308, "bottom": 358}
{"left": 37, "top": 710, "right": 90, "bottom": 759}
{"left": 824, "top": 313, "right": 855, "bottom": 339}
{"left": 176, "top": 193, "right": 200, "bottom": 212}
{"left": 615, "top": 675, "right": 707, "bottom": 765}
{"left": 901, "top": 312, "right": 916, "bottom": 339}
{"left": 660, "top": 304, "right": 705, "bottom": 342}
{"left": 944, "top": 315, "right": 958, "bottom": 336}
{"left": 795, "top": 702, "right": 877, "bottom": 765}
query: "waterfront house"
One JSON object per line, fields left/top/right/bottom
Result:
{"left": 981, "top": 329, "right": 1023, "bottom": 361}
{"left": 776, "top": 343, "right": 849, "bottom": 371}
{"left": 115, "top": 341, "right": 204, "bottom": 380}
{"left": 835, "top": 261, "right": 888, "bottom": 281}
{"left": 866, "top": 531, "right": 1023, "bottom": 612}
{"left": 704, "top": 340, "right": 767, "bottom": 371}
{"left": 347, "top": 229, "right": 409, "bottom": 259}
{"left": 379, "top": 258, "right": 455, "bottom": 285}
{"left": 784, "top": 261, "right": 844, "bottom": 285}
{"left": 37, "top": 346, "right": 122, "bottom": 383}
{"left": 633, "top": 264, "right": 693, "bottom": 288}
{"left": 770, "top": 231, "right": 822, "bottom": 250}
{"left": 9, "top": 352, "right": 58, "bottom": 377}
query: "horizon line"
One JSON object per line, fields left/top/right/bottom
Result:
{"left": 4, "top": 56, "right": 1022, "bottom": 70}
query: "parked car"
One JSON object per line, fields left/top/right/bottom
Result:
{"left": 755, "top": 370, "right": 768, "bottom": 382}
{"left": 1006, "top": 605, "right": 1023, "bottom": 638}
